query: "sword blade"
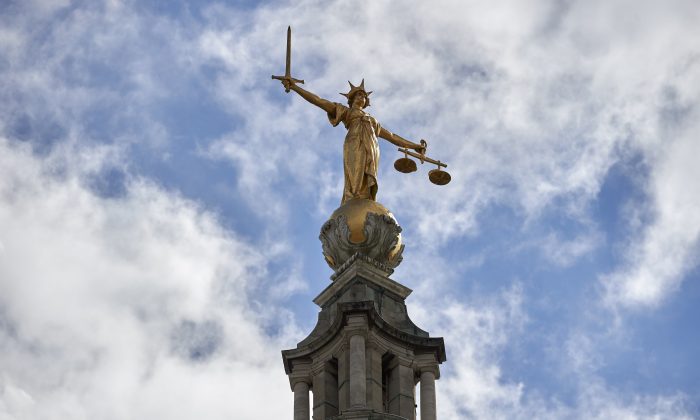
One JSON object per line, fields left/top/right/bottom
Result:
{"left": 285, "top": 26, "right": 291, "bottom": 78}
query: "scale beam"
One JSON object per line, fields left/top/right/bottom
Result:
{"left": 397, "top": 147, "right": 447, "bottom": 169}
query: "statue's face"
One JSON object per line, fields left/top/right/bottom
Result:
{"left": 352, "top": 92, "right": 367, "bottom": 108}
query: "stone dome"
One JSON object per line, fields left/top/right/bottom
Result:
{"left": 319, "top": 198, "right": 404, "bottom": 273}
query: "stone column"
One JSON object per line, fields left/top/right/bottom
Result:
{"left": 420, "top": 370, "right": 437, "bottom": 420}
{"left": 366, "top": 341, "right": 384, "bottom": 412}
{"left": 386, "top": 357, "right": 416, "bottom": 420}
{"left": 293, "top": 381, "right": 310, "bottom": 420}
{"left": 313, "top": 360, "right": 339, "bottom": 419}
{"left": 337, "top": 345, "right": 349, "bottom": 411}
{"left": 349, "top": 334, "right": 367, "bottom": 408}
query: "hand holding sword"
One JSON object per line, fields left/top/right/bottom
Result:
{"left": 271, "top": 26, "right": 304, "bottom": 92}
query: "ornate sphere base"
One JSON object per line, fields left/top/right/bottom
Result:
{"left": 319, "top": 198, "right": 404, "bottom": 273}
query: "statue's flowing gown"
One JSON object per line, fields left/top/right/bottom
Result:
{"left": 328, "top": 103, "right": 381, "bottom": 204}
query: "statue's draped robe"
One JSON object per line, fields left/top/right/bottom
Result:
{"left": 328, "top": 103, "right": 381, "bottom": 204}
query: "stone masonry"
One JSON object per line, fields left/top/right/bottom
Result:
{"left": 282, "top": 254, "right": 446, "bottom": 420}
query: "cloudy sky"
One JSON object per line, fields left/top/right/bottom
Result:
{"left": 1, "top": 0, "right": 699, "bottom": 419}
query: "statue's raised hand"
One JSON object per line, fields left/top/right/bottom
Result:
{"left": 281, "top": 79, "right": 295, "bottom": 92}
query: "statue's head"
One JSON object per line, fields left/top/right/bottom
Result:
{"left": 341, "top": 79, "right": 372, "bottom": 108}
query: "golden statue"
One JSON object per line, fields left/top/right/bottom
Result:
{"left": 273, "top": 27, "right": 449, "bottom": 205}
{"left": 282, "top": 79, "right": 427, "bottom": 204}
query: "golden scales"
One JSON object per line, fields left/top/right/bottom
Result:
{"left": 394, "top": 140, "right": 451, "bottom": 185}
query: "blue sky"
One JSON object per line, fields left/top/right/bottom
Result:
{"left": 1, "top": 0, "right": 699, "bottom": 419}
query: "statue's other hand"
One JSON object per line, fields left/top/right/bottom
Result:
{"left": 282, "top": 79, "right": 294, "bottom": 91}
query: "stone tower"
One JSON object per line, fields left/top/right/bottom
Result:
{"left": 282, "top": 199, "right": 447, "bottom": 420}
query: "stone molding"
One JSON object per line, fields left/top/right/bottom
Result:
{"left": 330, "top": 253, "right": 394, "bottom": 280}
{"left": 289, "top": 359, "right": 313, "bottom": 390}
{"left": 413, "top": 354, "right": 441, "bottom": 379}
{"left": 282, "top": 300, "right": 446, "bottom": 378}
{"left": 328, "top": 410, "right": 409, "bottom": 420}
{"left": 314, "top": 259, "right": 412, "bottom": 308}
{"left": 386, "top": 355, "right": 415, "bottom": 370}
{"left": 311, "top": 358, "right": 339, "bottom": 377}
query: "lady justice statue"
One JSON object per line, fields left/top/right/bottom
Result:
{"left": 273, "top": 27, "right": 450, "bottom": 272}
{"left": 281, "top": 77, "right": 427, "bottom": 204}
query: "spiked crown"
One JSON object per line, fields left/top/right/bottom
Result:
{"left": 340, "top": 79, "right": 372, "bottom": 108}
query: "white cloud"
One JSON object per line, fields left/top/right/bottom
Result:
{"left": 0, "top": 139, "right": 300, "bottom": 420}
{"left": 0, "top": 1, "right": 200, "bottom": 156}
{"left": 431, "top": 286, "right": 527, "bottom": 418}
{"left": 412, "top": 288, "right": 692, "bottom": 419}
{"left": 603, "top": 107, "right": 700, "bottom": 308}
{"left": 538, "top": 230, "right": 603, "bottom": 268}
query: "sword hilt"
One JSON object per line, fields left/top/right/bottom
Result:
{"left": 271, "top": 75, "right": 305, "bottom": 92}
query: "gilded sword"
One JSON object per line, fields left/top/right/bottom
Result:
{"left": 271, "top": 26, "right": 304, "bottom": 92}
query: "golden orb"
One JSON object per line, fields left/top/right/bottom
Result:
{"left": 329, "top": 198, "right": 403, "bottom": 262}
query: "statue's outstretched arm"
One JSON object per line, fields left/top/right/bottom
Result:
{"left": 283, "top": 81, "right": 335, "bottom": 114}
{"left": 378, "top": 127, "right": 426, "bottom": 154}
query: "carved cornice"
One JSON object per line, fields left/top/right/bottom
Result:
{"left": 314, "top": 258, "right": 412, "bottom": 308}
{"left": 330, "top": 252, "right": 393, "bottom": 280}
{"left": 288, "top": 358, "right": 313, "bottom": 390}
{"left": 282, "top": 301, "right": 446, "bottom": 376}
{"left": 405, "top": 352, "right": 441, "bottom": 381}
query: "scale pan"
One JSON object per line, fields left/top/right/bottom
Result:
{"left": 429, "top": 169, "right": 451, "bottom": 185}
{"left": 394, "top": 157, "right": 417, "bottom": 173}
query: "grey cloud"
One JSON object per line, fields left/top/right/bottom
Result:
{"left": 0, "top": 138, "right": 298, "bottom": 419}
{"left": 170, "top": 319, "right": 223, "bottom": 362}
